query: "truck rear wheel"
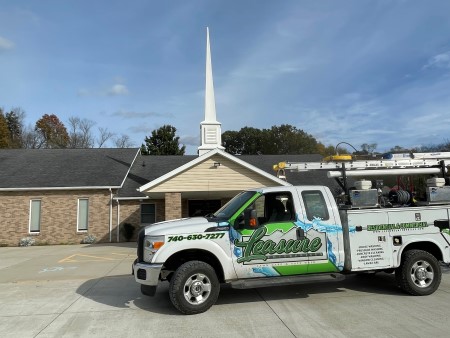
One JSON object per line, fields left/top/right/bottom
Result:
{"left": 395, "top": 249, "right": 441, "bottom": 296}
{"left": 169, "top": 260, "right": 220, "bottom": 315}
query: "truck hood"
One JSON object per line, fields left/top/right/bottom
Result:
{"left": 143, "top": 217, "right": 222, "bottom": 236}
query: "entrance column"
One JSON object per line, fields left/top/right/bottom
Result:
{"left": 165, "top": 192, "right": 182, "bottom": 220}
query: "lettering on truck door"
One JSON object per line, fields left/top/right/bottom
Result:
{"left": 347, "top": 211, "right": 393, "bottom": 270}
{"left": 229, "top": 189, "right": 343, "bottom": 278}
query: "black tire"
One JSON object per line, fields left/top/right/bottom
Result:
{"left": 395, "top": 249, "right": 441, "bottom": 296}
{"left": 169, "top": 260, "right": 220, "bottom": 315}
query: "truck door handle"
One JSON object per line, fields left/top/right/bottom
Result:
{"left": 297, "top": 228, "right": 305, "bottom": 240}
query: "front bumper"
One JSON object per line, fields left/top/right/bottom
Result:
{"left": 132, "top": 260, "right": 163, "bottom": 286}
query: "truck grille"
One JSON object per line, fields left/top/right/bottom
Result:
{"left": 137, "top": 227, "right": 145, "bottom": 263}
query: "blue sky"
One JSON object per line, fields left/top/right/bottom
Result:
{"left": 1, "top": 0, "right": 450, "bottom": 155}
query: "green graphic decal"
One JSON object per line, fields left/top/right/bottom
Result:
{"left": 234, "top": 226, "right": 322, "bottom": 263}
{"left": 367, "top": 222, "right": 428, "bottom": 231}
{"left": 274, "top": 261, "right": 339, "bottom": 275}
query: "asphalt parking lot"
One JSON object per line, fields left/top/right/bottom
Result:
{"left": 1, "top": 243, "right": 450, "bottom": 338}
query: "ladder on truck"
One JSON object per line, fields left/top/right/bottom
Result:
{"left": 273, "top": 152, "right": 450, "bottom": 180}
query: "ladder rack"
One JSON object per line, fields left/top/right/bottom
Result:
{"left": 275, "top": 158, "right": 449, "bottom": 172}
{"left": 274, "top": 154, "right": 450, "bottom": 180}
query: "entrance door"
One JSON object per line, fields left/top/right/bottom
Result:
{"left": 188, "top": 200, "right": 221, "bottom": 217}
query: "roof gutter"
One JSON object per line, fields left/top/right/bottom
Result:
{"left": 0, "top": 186, "right": 122, "bottom": 192}
{"left": 113, "top": 196, "right": 150, "bottom": 201}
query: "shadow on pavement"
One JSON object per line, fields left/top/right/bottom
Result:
{"left": 76, "top": 271, "right": 407, "bottom": 315}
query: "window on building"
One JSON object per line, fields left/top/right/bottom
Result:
{"left": 29, "top": 200, "right": 41, "bottom": 233}
{"left": 141, "top": 204, "right": 156, "bottom": 224}
{"left": 77, "top": 198, "right": 89, "bottom": 231}
{"left": 302, "top": 190, "right": 329, "bottom": 221}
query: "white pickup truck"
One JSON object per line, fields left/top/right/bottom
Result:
{"left": 133, "top": 185, "right": 450, "bottom": 314}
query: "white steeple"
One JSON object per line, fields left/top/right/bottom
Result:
{"left": 198, "top": 27, "right": 225, "bottom": 156}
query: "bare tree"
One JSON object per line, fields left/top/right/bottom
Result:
{"left": 21, "top": 124, "right": 41, "bottom": 149}
{"left": 97, "top": 127, "right": 115, "bottom": 148}
{"left": 114, "top": 134, "right": 134, "bottom": 148}
{"left": 67, "top": 117, "right": 95, "bottom": 148}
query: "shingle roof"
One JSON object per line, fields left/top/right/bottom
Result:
{"left": 0, "top": 148, "right": 139, "bottom": 190}
{"left": 117, "top": 154, "right": 196, "bottom": 198}
{"left": 0, "top": 149, "right": 343, "bottom": 195}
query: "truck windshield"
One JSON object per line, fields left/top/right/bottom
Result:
{"left": 212, "top": 191, "right": 256, "bottom": 220}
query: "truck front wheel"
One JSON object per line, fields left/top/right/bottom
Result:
{"left": 169, "top": 260, "right": 220, "bottom": 315}
{"left": 395, "top": 249, "right": 441, "bottom": 296}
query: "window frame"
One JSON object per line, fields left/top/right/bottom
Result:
{"left": 77, "top": 198, "right": 89, "bottom": 232}
{"left": 29, "top": 199, "right": 42, "bottom": 233}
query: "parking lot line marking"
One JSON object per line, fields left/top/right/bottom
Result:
{"left": 58, "top": 254, "right": 124, "bottom": 263}
{"left": 58, "top": 252, "right": 135, "bottom": 263}
{"left": 58, "top": 254, "right": 77, "bottom": 263}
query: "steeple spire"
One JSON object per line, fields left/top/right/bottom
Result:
{"left": 198, "top": 27, "right": 224, "bottom": 156}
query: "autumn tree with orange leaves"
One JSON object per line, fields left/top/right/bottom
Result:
{"left": 35, "top": 114, "right": 69, "bottom": 148}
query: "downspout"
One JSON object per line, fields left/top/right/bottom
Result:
{"left": 109, "top": 188, "right": 113, "bottom": 242}
{"left": 116, "top": 200, "right": 120, "bottom": 243}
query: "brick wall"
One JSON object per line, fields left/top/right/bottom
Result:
{"left": 0, "top": 190, "right": 113, "bottom": 246}
{"left": 115, "top": 199, "right": 165, "bottom": 241}
{"left": 0, "top": 190, "right": 228, "bottom": 246}
{"left": 165, "top": 192, "right": 182, "bottom": 220}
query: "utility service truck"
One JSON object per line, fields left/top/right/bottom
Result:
{"left": 133, "top": 152, "right": 450, "bottom": 314}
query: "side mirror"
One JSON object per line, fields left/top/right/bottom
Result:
{"left": 245, "top": 209, "right": 258, "bottom": 228}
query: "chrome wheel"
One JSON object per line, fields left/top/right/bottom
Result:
{"left": 183, "top": 273, "right": 212, "bottom": 305}
{"left": 396, "top": 250, "right": 441, "bottom": 296}
{"left": 410, "top": 260, "right": 434, "bottom": 288}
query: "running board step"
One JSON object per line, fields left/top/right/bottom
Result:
{"left": 230, "top": 273, "right": 345, "bottom": 289}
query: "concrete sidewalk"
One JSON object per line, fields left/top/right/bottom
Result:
{"left": 1, "top": 244, "right": 450, "bottom": 337}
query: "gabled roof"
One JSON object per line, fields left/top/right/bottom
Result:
{"left": 138, "top": 149, "right": 291, "bottom": 193}
{"left": 0, "top": 148, "right": 139, "bottom": 190}
{"left": 118, "top": 151, "right": 343, "bottom": 198}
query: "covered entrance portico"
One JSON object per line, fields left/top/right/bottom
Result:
{"left": 138, "top": 149, "right": 290, "bottom": 221}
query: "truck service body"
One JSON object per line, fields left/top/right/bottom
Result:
{"left": 133, "top": 154, "right": 450, "bottom": 314}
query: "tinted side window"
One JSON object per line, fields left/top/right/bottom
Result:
{"left": 301, "top": 190, "right": 329, "bottom": 221}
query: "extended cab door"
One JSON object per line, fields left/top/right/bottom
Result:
{"left": 230, "top": 189, "right": 326, "bottom": 279}
{"left": 296, "top": 187, "right": 345, "bottom": 273}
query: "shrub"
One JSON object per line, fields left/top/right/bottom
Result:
{"left": 122, "top": 223, "right": 135, "bottom": 241}
{"left": 19, "top": 237, "right": 36, "bottom": 247}
{"left": 81, "top": 234, "right": 96, "bottom": 244}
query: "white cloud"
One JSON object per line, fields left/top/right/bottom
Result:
{"left": 128, "top": 124, "right": 152, "bottom": 133}
{"left": 107, "top": 84, "right": 129, "bottom": 96}
{"left": 0, "top": 36, "right": 14, "bottom": 51}
{"left": 423, "top": 51, "right": 450, "bottom": 69}
{"left": 77, "top": 83, "right": 130, "bottom": 97}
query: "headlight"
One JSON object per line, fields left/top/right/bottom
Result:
{"left": 144, "top": 236, "right": 165, "bottom": 254}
